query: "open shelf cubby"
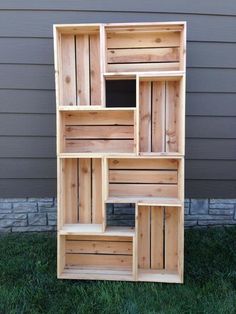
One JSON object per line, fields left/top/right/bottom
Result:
{"left": 54, "top": 21, "right": 186, "bottom": 283}
{"left": 59, "top": 109, "right": 136, "bottom": 154}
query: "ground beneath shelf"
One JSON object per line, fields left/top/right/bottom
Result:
{"left": 0, "top": 227, "right": 236, "bottom": 313}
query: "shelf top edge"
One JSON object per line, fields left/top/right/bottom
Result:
{"left": 58, "top": 106, "right": 136, "bottom": 111}
{"left": 58, "top": 154, "right": 184, "bottom": 159}
{"left": 54, "top": 21, "right": 186, "bottom": 29}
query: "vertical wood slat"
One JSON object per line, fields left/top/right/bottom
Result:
{"left": 92, "top": 158, "right": 102, "bottom": 223}
{"left": 151, "top": 206, "right": 164, "bottom": 269}
{"left": 63, "top": 159, "right": 78, "bottom": 223}
{"left": 90, "top": 33, "right": 101, "bottom": 106}
{"left": 138, "top": 206, "right": 150, "bottom": 269}
{"left": 78, "top": 158, "right": 92, "bottom": 223}
{"left": 165, "top": 207, "right": 179, "bottom": 271}
{"left": 166, "top": 81, "right": 179, "bottom": 152}
{"left": 60, "top": 34, "right": 76, "bottom": 106}
{"left": 76, "top": 34, "right": 90, "bottom": 106}
{"left": 152, "top": 81, "right": 166, "bottom": 152}
{"left": 139, "top": 81, "right": 151, "bottom": 152}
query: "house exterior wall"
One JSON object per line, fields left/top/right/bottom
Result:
{"left": 0, "top": 1, "right": 236, "bottom": 198}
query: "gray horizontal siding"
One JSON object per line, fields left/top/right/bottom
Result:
{"left": 0, "top": 1, "right": 235, "bottom": 197}
{"left": 1, "top": 1, "right": 236, "bottom": 16}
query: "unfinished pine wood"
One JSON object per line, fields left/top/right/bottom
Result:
{"left": 76, "top": 34, "right": 90, "bottom": 106}
{"left": 138, "top": 206, "right": 150, "bottom": 269}
{"left": 61, "top": 110, "right": 135, "bottom": 154}
{"left": 90, "top": 33, "right": 101, "bottom": 105}
{"left": 166, "top": 81, "right": 179, "bottom": 153}
{"left": 139, "top": 81, "right": 151, "bottom": 152}
{"left": 55, "top": 22, "right": 186, "bottom": 283}
{"left": 92, "top": 159, "right": 103, "bottom": 224}
{"left": 151, "top": 206, "right": 164, "bottom": 269}
{"left": 66, "top": 254, "right": 132, "bottom": 269}
{"left": 107, "top": 47, "right": 179, "bottom": 64}
{"left": 78, "top": 158, "right": 92, "bottom": 223}
{"left": 106, "top": 30, "right": 181, "bottom": 49}
{"left": 108, "top": 158, "right": 179, "bottom": 201}
{"left": 165, "top": 207, "right": 179, "bottom": 271}
{"left": 60, "top": 34, "right": 76, "bottom": 106}
{"left": 139, "top": 78, "right": 181, "bottom": 154}
{"left": 62, "top": 159, "right": 78, "bottom": 224}
{"left": 65, "top": 236, "right": 133, "bottom": 255}
{"left": 109, "top": 170, "right": 177, "bottom": 184}
{"left": 152, "top": 81, "right": 165, "bottom": 152}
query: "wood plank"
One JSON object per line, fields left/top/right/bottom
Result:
{"left": 109, "top": 184, "right": 178, "bottom": 198}
{"left": 63, "top": 159, "right": 78, "bottom": 223}
{"left": 90, "top": 33, "right": 101, "bottom": 105}
{"left": 152, "top": 81, "right": 166, "bottom": 152}
{"left": 166, "top": 81, "right": 179, "bottom": 152}
{"left": 78, "top": 158, "right": 92, "bottom": 223}
{"left": 66, "top": 253, "right": 132, "bottom": 268}
{"left": 109, "top": 158, "right": 178, "bottom": 170}
{"left": 67, "top": 235, "right": 132, "bottom": 242}
{"left": 76, "top": 34, "right": 90, "bottom": 106}
{"left": 139, "top": 81, "right": 151, "bottom": 152}
{"left": 65, "top": 139, "right": 134, "bottom": 153}
{"left": 108, "top": 62, "right": 179, "bottom": 72}
{"left": 64, "top": 110, "right": 134, "bottom": 125}
{"left": 60, "top": 34, "right": 76, "bottom": 106}
{"left": 107, "top": 47, "right": 179, "bottom": 63}
{"left": 107, "top": 31, "right": 180, "bottom": 49}
{"left": 138, "top": 206, "right": 150, "bottom": 269}
{"left": 109, "top": 170, "right": 177, "bottom": 184}
{"left": 92, "top": 158, "right": 102, "bottom": 224}
{"left": 138, "top": 269, "right": 181, "bottom": 283}
{"left": 65, "top": 125, "right": 134, "bottom": 139}
{"left": 66, "top": 240, "right": 132, "bottom": 255}
{"left": 61, "top": 268, "right": 133, "bottom": 281}
{"left": 151, "top": 206, "right": 164, "bottom": 269}
{"left": 165, "top": 207, "right": 179, "bottom": 271}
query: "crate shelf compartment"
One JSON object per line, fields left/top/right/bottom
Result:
{"left": 136, "top": 205, "right": 183, "bottom": 283}
{"left": 138, "top": 75, "right": 185, "bottom": 155}
{"left": 104, "top": 23, "right": 185, "bottom": 73}
{"left": 58, "top": 158, "right": 103, "bottom": 228}
{"left": 55, "top": 25, "right": 102, "bottom": 107}
{"left": 58, "top": 234, "right": 135, "bottom": 280}
{"left": 59, "top": 109, "right": 136, "bottom": 154}
{"left": 107, "top": 158, "right": 183, "bottom": 201}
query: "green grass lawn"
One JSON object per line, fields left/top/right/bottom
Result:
{"left": 0, "top": 227, "right": 236, "bottom": 314}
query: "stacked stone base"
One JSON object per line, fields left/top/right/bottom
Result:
{"left": 0, "top": 198, "right": 236, "bottom": 232}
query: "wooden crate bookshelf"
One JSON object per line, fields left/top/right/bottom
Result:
{"left": 54, "top": 21, "right": 186, "bottom": 283}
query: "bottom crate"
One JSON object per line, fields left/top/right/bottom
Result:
{"left": 58, "top": 234, "right": 135, "bottom": 281}
{"left": 137, "top": 205, "right": 183, "bottom": 283}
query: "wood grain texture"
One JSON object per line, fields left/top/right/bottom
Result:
{"left": 76, "top": 34, "right": 90, "bottom": 106}
{"left": 60, "top": 34, "right": 76, "bottom": 106}
{"left": 78, "top": 158, "right": 92, "bottom": 223}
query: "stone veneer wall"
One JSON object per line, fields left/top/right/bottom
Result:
{"left": 0, "top": 198, "right": 236, "bottom": 233}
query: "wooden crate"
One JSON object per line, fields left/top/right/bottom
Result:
{"left": 136, "top": 205, "right": 183, "bottom": 283}
{"left": 107, "top": 157, "right": 183, "bottom": 202}
{"left": 58, "top": 234, "right": 135, "bottom": 281}
{"left": 105, "top": 24, "right": 184, "bottom": 72}
{"left": 54, "top": 21, "right": 186, "bottom": 283}
{"left": 138, "top": 75, "right": 185, "bottom": 154}
{"left": 56, "top": 25, "right": 101, "bottom": 106}
{"left": 59, "top": 109, "right": 136, "bottom": 154}
{"left": 58, "top": 158, "right": 103, "bottom": 231}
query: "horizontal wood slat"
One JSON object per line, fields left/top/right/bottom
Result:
{"left": 109, "top": 170, "right": 177, "bottom": 184}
